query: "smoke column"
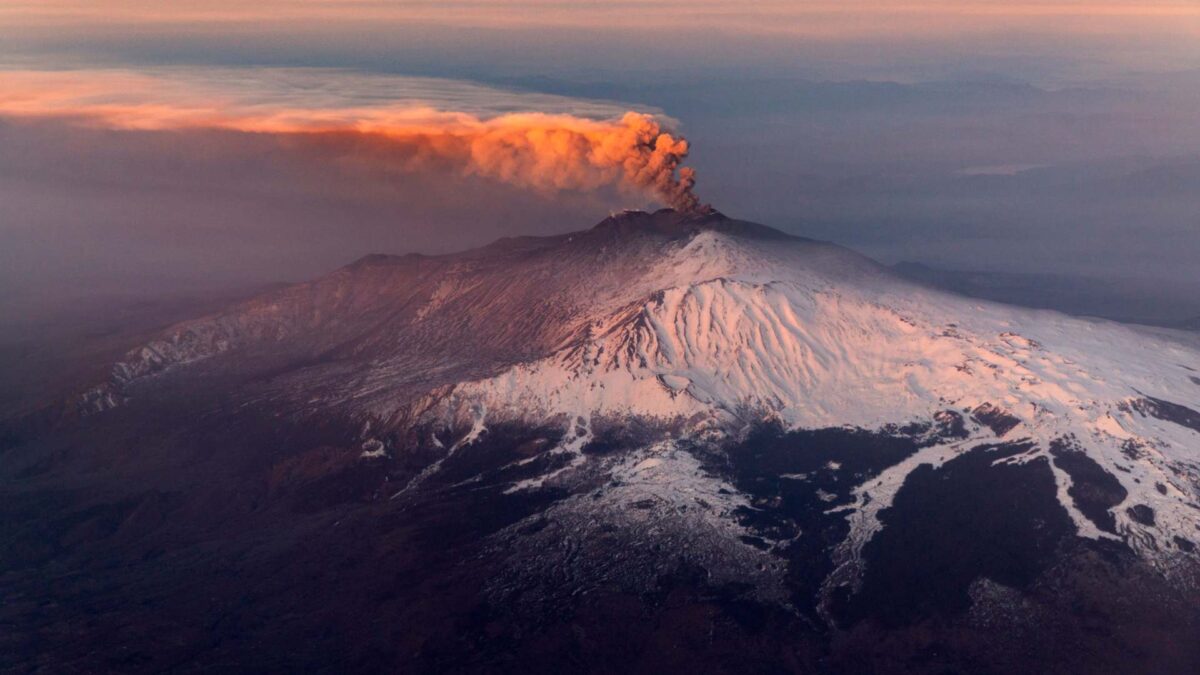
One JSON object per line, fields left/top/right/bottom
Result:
{"left": 462, "top": 112, "right": 699, "bottom": 212}
{"left": 0, "top": 69, "right": 701, "bottom": 211}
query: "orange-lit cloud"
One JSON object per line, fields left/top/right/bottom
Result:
{"left": 3, "top": 1, "right": 1198, "bottom": 39}
{"left": 0, "top": 68, "right": 700, "bottom": 210}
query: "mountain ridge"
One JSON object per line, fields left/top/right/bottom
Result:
{"left": 52, "top": 209, "right": 1200, "bottom": 564}
{"left": 3, "top": 208, "right": 1200, "bottom": 673}
{"left": 70, "top": 209, "right": 882, "bottom": 418}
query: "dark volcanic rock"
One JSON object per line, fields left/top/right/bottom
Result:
{"left": 1049, "top": 437, "right": 1128, "bottom": 533}
{"left": 1128, "top": 396, "right": 1200, "bottom": 434}
{"left": 706, "top": 423, "right": 930, "bottom": 622}
{"left": 970, "top": 402, "right": 1022, "bottom": 437}
{"left": 1127, "top": 503, "right": 1157, "bottom": 526}
{"left": 837, "top": 442, "right": 1075, "bottom": 627}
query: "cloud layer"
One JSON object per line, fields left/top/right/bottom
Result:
{"left": 7, "top": 1, "right": 1198, "bottom": 39}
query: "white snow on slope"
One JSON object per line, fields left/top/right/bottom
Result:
{"left": 485, "top": 440, "right": 789, "bottom": 606}
{"left": 88, "top": 219, "right": 1200, "bottom": 570}
{"left": 434, "top": 231, "right": 1200, "bottom": 564}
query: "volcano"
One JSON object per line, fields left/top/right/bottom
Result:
{"left": 4, "top": 209, "right": 1200, "bottom": 673}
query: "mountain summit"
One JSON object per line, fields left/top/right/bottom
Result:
{"left": 5, "top": 210, "right": 1200, "bottom": 673}
{"left": 589, "top": 207, "right": 796, "bottom": 240}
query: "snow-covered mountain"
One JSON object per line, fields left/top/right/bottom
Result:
{"left": 93, "top": 208, "right": 1200, "bottom": 561}
{"left": 8, "top": 208, "right": 1200, "bottom": 673}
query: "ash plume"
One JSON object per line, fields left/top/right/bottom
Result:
{"left": 475, "top": 111, "right": 699, "bottom": 212}
{"left": 0, "top": 68, "right": 701, "bottom": 210}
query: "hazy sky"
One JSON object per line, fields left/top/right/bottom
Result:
{"left": 2, "top": 1, "right": 1199, "bottom": 315}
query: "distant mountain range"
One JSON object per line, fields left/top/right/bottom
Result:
{"left": 892, "top": 261, "right": 1200, "bottom": 329}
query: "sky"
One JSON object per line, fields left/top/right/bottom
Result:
{"left": 2, "top": 1, "right": 1199, "bottom": 319}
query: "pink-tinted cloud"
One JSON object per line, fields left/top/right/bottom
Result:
{"left": 4, "top": 1, "right": 1199, "bottom": 38}
{"left": 0, "top": 68, "right": 700, "bottom": 210}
